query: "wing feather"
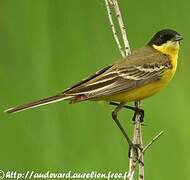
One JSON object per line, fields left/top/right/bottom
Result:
{"left": 64, "top": 48, "right": 172, "bottom": 102}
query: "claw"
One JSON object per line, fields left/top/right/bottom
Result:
{"left": 132, "top": 108, "right": 144, "bottom": 122}
{"left": 109, "top": 102, "right": 145, "bottom": 122}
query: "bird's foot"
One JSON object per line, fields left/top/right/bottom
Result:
{"left": 132, "top": 108, "right": 144, "bottom": 122}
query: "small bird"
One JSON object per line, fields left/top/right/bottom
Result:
{"left": 4, "top": 29, "right": 183, "bottom": 151}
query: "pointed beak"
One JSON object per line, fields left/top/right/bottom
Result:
{"left": 174, "top": 34, "right": 183, "bottom": 41}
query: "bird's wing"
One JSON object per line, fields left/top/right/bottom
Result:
{"left": 65, "top": 50, "right": 172, "bottom": 102}
{"left": 63, "top": 64, "right": 113, "bottom": 93}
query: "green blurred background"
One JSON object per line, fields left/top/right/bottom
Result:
{"left": 0, "top": 0, "right": 189, "bottom": 179}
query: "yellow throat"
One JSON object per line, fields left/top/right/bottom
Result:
{"left": 153, "top": 41, "right": 179, "bottom": 85}
{"left": 153, "top": 41, "right": 179, "bottom": 65}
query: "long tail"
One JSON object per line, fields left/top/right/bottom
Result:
{"left": 4, "top": 94, "right": 72, "bottom": 114}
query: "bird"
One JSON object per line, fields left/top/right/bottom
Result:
{"left": 4, "top": 29, "right": 183, "bottom": 152}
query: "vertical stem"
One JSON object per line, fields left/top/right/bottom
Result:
{"left": 134, "top": 101, "right": 144, "bottom": 180}
{"left": 112, "top": 0, "right": 131, "bottom": 56}
{"left": 105, "top": 0, "right": 125, "bottom": 57}
{"left": 128, "top": 100, "right": 144, "bottom": 180}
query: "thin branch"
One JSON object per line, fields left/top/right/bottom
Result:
{"left": 135, "top": 101, "right": 144, "bottom": 180}
{"left": 112, "top": 0, "right": 131, "bottom": 56}
{"left": 134, "top": 131, "right": 164, "bottom": 168}
{"left": 105, "top": 0, "right": 125, "bottom": 57}
{"left": 108, "top": 0, "right": 113, "bottom": 6}
{"left": 128, "top": 101, "right": 144, "bottom": 180}
{"left": 142, "top": 131, "right": 164, "bottom": 154}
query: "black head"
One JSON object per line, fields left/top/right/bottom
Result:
{"left": 148, "top": 29, "right": 183, "bottom": 46}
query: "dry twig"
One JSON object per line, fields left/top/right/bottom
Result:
{"left": 142, "top": 131, "right": 164, "bottom": 154}
{"left": 135, "top": 101, "right": 144, "bottom": 180}
{"left": 112, "top": 0, "right": 131, "bottom": 56}
{"left": 105, "top": 0, "right": 125, "bottom": 57}
{"left": 134, "top": 131, "right": 164, "bottom": 168}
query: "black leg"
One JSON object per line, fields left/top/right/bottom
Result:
{"left": 111, "top": 102, "right": 142, "bottom": 158}
{"left": 109, "top": 102, "right": 144, "bottom": 122}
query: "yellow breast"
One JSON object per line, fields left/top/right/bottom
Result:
{"left": 153, "top": 41, "right": 179, "bottom": 82}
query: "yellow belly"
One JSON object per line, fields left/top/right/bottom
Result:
{"left": 101, "top": 62, "right": 177, "bottom": 102}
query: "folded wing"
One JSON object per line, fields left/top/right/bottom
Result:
{"left": 65, "top": 51, "right": 172, "bottom": 102}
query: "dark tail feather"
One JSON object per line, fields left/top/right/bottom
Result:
{"left": 4, "top": 94, "right": 72, "bottom": 114}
